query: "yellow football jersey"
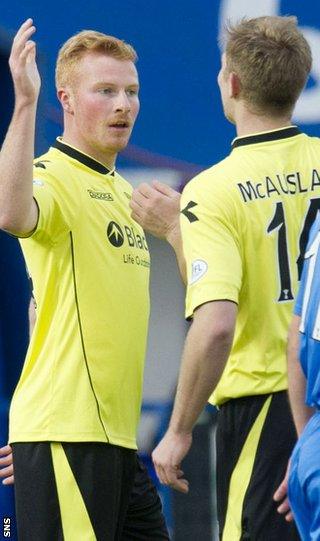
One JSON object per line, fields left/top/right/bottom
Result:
{"left": 180, "top": 126, "right": 320, "bottom": 405}
{"left": 9, "top": 138, "right": 150, "bottom": 449}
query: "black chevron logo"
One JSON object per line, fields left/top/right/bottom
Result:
{"left": 181, "top": 201, "right": 199, "bottom": 223}
{"left": 34, "top": 160, "right": 51, "bottom": 169}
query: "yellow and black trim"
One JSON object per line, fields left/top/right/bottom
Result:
{"left": 216, "top": 391, "right": 299, "bottom": 540}
{"left": 54, "top": 138, "right": 115, "bottom": 175}
{"left": 231, "top": 126, "right": 301, "bottom": 149}
{"left": 12, "top": 442, "right": 169, "bottom": 540}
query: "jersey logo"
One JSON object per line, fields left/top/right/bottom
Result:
{"left": 106, "top": 221, "right": 148, "bottom": 251}
{"left": 34, "top": 160, "right": 51, "bottom": 169}
{"left": 87, "top": 189, "right": 114, "bottom": 201}
{"left": 107, "top": 222, "right": 124, "bottom": 247}
{"left": 181, "top": 201, "right": 199, "bottom": 223}
{"left": 190, "top": 259, "right": 208, "bottom": 284}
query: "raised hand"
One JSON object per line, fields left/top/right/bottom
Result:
{"left": 9, "top": 18, "right": 41, "bottom": 106}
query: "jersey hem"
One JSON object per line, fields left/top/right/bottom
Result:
{"left": 9, "top": 432, "right": 138, "bottom": 450}
{"left": 209, "top": 385, "right": 288, "bottom": 406}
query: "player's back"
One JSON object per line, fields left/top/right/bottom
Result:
{"left": 181, "top": 127, "right": 320, "bottom": 404}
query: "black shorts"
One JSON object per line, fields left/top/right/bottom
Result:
{"left": 12, "top": 442, "right": 169, "bottom": 541}
{"left": 216, "top": 391, "right": 300, "bottom": 541}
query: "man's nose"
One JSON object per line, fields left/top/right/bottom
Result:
{"left": 115, "top": 91, "right": 131, "bottom": 112}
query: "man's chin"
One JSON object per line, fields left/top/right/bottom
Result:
{"left": 107, "top": 134, "right": 131, "bottom": 152}
{"left": 101, "top": 141, "right": 128, "bottom": 155}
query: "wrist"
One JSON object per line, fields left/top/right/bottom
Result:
{"left": 168, "top": 423, "right": 193, "bottom": 438}
{"left": 166, "top": 221, "right": 180, "bottom": 247}
{"left": 14, "top": 97, "right": 38, "bottom": 112}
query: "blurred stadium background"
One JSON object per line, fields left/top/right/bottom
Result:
{"left": 1, "top": 1, "right": 320, "bottom": 539}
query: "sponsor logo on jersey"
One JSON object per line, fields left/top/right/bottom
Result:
{"left": 107, "top": 221, "right": 148, "bottom": 251}
{"left": 190, "top": 259, "right": 208, "bottom": 284}
{"left": 88, "top": 189, "right": 113, "bottom": 201}
{"left": 107, "top": 222, "right": 125, "bottom": 247}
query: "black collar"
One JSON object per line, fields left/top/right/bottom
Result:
{"left": 232, "top": 126, "right": 302, "bottom": 149}
{"left": 53, "top": 138, "right": 114, "bottom": 175}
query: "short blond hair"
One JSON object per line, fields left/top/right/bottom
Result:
{"left": 224, "top": 16, "right": 312, "bottom": 115}
{"left": 55, "top": 30, "right": 137, "bottom": 88}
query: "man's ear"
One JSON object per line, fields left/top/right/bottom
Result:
{"left": 57, "top": 87, "right": 75, "bottom": 114}
{"left": 229, "top": 72, "right": 241, "bottom": 99}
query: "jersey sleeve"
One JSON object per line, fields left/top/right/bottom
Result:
{"left": 295, "top": 264, "right": 307, "bottom": 317}
{"left": 295, "top": 215, "right": 320, "bottom": 317}
{"left": 181, "top": 176, "right": 242, "bottom": 319}
{"left": 27, "top": 166, "right": 75, "bottom": 243}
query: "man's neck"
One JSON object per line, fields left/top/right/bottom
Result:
{"left": 234, "top": 103, "right": 292, "bottom": 138}
{"left": 61, "top": 131, "right": 116, "bottom": 171}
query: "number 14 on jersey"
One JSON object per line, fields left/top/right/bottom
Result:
{"left": 267, "top": 198, "right": 320, "bottom": 302}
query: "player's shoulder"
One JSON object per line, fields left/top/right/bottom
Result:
{"left": 182, "top": 155, "right": 234, "bottom": 198}
{"left": 305, "top": 133, "right": 320, "bottom": 149}
{"left": 33, "top": 146, "right": 76, "bottom": 189}
{"left": 33, "top": 147, "right": 65, "bottom": 176}
{"left": 33, "top": 148, "right": 54, "bottom": 171}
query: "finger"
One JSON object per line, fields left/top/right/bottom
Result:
{"left": 158, "top": 463, "right": 185, "bottom": 490}
{"left": 165, "top": 464, "right": 182, "bottom": 485}
{"left": 0, "top": 445, "right": 12, "bottom": 456}
{"left": 277, "top": 500, "right": 290, "bottom": 514}
{"left": 130, "top": 191, "right": 148, "bottom": 209}
{"left": 154, "top": 463, "right": 168, "bottom": 486}
{"left": 20, "top": 41, "right": 36, "bottom": 64}
{"left": 130, "top": 211, "right": 144, "bottom": 226}
{"left": 0, "top": 453, "right": 13, "bottom": 467}
{"left": 13, "top": 19, "right": 34, "bottom": 43}
{"left": 170, "top": 477, "right": 189, "bottom": 493}
{"left": 2, "top": 475, "right": 14, "bottom": 486}
{"left": 129, "top": 200, "right": 142, "bottom": 216}
{"left": 12, "top": 25, "right": 36, "bottom": 59}
{"left": 0, "top": 465, "right": 13, "bottom": 478}
{"left": 136, "top": 183, "right": 155, "bottom": 198}
{"left": 273, "top": 483, "right": 286, "bottom": 501}
{"left": 157, "top": 464, "right": 172, "bottom": 486}
{"left": 152, "top": 180, "right": 178, "bottom": 198}
{"left": 285, "top": 511, "right": 294, "bottom": 522}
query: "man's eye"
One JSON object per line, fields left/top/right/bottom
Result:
{"left": 99, "top": 88, "right": 113, "bottom": 94}
{"left": 127, "top": 89, "right": 138, "bottom": 96}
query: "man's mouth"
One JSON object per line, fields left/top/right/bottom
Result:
{"left": 109, "top": 121, "right": 130, "bottom": 129}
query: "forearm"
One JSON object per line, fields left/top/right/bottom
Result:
{"left": 169, "top": 302, "right": 236, "bottom": 434}
{"left": 287, "top": 315, "right": 314, "bottom": 436}
{"left": 166, "top": 223, "right": 186, "bottom": 284}
{"left": 0, "top": 102, "right": 37, "bottom": 233}
{"left": 28, "top": 297, "right": 36, "bottom": 338}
